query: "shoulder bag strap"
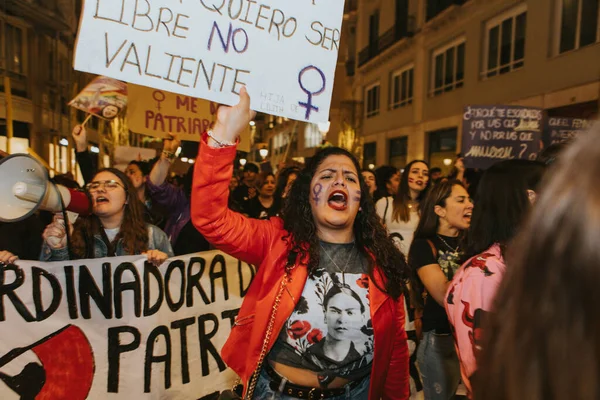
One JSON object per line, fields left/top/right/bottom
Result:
{"left": 426, "top": 239, "right": 437, "bottom": 259}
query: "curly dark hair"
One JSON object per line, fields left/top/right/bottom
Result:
{"left": 273, "top": 166, "right": 301, "bottom": 213}
{"left": 280, "top": 147, "right": 408, "bottom": 299}
{"left": 71, "top": 168, "right": 149, "bottom": 258}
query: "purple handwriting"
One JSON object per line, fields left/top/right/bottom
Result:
{"left": 298, "top": 65, "right": 326, "bottom": 120}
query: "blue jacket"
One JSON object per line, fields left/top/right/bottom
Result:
{"left": 41, "top": 224, "right": 174, "bottom": 261}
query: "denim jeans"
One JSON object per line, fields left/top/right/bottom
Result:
{"left": 416, "top": 331, "right": 460, "bottom": 400}
{"left": 252, "top": 367, "right": 370, "bottom": 400}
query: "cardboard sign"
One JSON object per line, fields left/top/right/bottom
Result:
{"left": 74, "top": 0, "right": 345, "bottom": 123}
{"left": 69, "top": 76, "right": 128, "bottom": 120}
{"left": 0, "top": 251, "right": 256, "bottom": 399}
{"left": 543, "top": 117, "right": 592, "bottom": 147}
{"left": 461, "top": 105, "right": 543, "bottom": 169}
{"left": 127, "top": 84, "right": 217, "bottom": 141}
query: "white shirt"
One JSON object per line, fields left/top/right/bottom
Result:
{"left": 104, "top": 227, "right": 120, "bottom": 242}
{"left": 375, "top": 196, "right": 419, "bottom": 255}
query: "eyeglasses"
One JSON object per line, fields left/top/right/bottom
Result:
{"left": 86, "top": 180, "right": 124, "bottom": 193}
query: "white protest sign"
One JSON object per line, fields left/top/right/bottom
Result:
{"left": 74, "top": 0, "right": 345, "bottom": 123}
{"left": 0, "top": 251, "right": 256, "bottom": 399}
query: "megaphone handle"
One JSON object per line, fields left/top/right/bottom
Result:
{"left": 81, "top": 113, "right": 93, "bottom": 128}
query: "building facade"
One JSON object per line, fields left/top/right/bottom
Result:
{"left": 352, "top": 0, "right": 599, "bottom": 173}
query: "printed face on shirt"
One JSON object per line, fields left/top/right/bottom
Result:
{"left": 361, "top": 171, "right": 376, "bottom": 195}
{"left": 309, "top": 155, "right": 361, "bottom": 234}
{"left": 89, "top": 171, "right": 127, "bottom": 221}
{"left": 325, "top": 291, "right": 365, "bottom": 341}
{"left": 407, "top": 162, "right": 429, "bottom": 193}
{"left": 125, "top": 164, "right": 145, "bottom": 190}
{"left": 436, "top": 184, "right": 473, "bottom": 231}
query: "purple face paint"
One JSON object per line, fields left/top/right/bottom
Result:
{"left": 353, "top": 190, "right": 361, "bottom": 202}
{"left": 312, "top": 183, "right": 323, "bottom": 204}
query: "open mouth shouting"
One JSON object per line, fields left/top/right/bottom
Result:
{"left": 94, "top": 195, "right": 109, "bottom": 206}
{"left": 328, "top": 190, "right": 348, "bottom": 211}
{"left": 464, "top": 211, "right": 472, "bottom": 222}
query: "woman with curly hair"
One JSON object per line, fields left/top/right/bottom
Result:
{"left": 191, "top": 88, "right": 410, "bottom": 399}
{"left": 41, "top": 168, "right": 173, "bottom": 264}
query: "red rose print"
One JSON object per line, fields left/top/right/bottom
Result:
{"left": 307, "top": 329, "right": 324, "bottom": 344}
{"left": 356, "top": 274, "right": 369, "bottom": 289}
{"left": 287, "top": 320, "right": 311, "bottom": 339}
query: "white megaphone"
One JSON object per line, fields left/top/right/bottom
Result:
{"left": 0, "top": 154, "right": 91, "bottom": 222}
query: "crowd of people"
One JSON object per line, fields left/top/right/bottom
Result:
{"left": 0, "top": 86, "right": 599, "bottom": 400}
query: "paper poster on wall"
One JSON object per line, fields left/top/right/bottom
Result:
{"left": 543, "top": 117, "right": 592, "bottom": 147}
{"left": 0, "top": 251, "right": 256, "bottom": 399}
{"left": 69, "top": 76, "right": 128, "bottom": 120}
{"left": 73, "top": 0, "right": 345, "bottom": 123}
{"left": 461, "top": 105, "right": 543, "bottom": 169}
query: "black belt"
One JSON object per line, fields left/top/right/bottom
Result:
{"left": 264, "top": 363, "right": 362, "bottom": 399}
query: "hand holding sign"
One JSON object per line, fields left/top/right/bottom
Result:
{"left": 72, "top": 125, "right": 89, "bottom": 153}
{"left": 211, "top": 87, "right": 256, "bottom": 146}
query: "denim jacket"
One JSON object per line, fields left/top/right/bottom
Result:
{"left": 40, "top": 224, "right": 174, "bottom": 261}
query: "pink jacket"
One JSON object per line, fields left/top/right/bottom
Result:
{"left": 444, "top": 243, "right": 506, "bottom": 398}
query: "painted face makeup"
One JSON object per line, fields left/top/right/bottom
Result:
{"left": 407, "top": 162, "right": 429, "bottom": 193}
{"left": 309, "top": 155, "right": 362, "bottom": 236}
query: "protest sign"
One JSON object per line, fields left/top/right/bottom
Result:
{"left": 128, "top": 84, "right": 251, "bottom": 151}
{"left": 127, "top": 84, "right": 217, "bottom": 141}
{"left": 69, "top": 76, "right": 128, "bottom": 120}
{"left": 461, "top": 105, "right": 543, "bottom": 169}
{"left": 543, "top": 117, "right": 592, "bottom": 147}
{"left": 73, "top": 0, "right": 345, "bottom": 123}
{"left": 0, "top": 251, "right": 256, "bottom": 399}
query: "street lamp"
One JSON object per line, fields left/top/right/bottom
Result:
{"left": 259, "top": 148, "right": 269, "bottom": 160}
{"left": 239, "top": 158, "right": 247, "bottom": 166}
{"left": 368, "top": 163, "right": 375, "bottom": 170}
{"left": 443, "top": 158, "right": 453, "bottom": 166}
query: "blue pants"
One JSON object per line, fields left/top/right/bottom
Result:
{"left": 252, "top": 367, "right": 370, "bottom": 400}
{"left": 416, "top": 331, "right": 460, "bottom": 400}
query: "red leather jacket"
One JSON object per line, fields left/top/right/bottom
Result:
{"left": 191, "top": 138, "right": 409, "bottom": 399}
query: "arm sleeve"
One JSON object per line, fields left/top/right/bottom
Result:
{"left": 383, "top": 295, "right": 410, "bottom": 399}
{"left": 409, "top": 238, "right": 437, "bottom": 270}
{"left": 191, "top": 136, "right": 277, "bottom": 267}
{"left": 75, "top": 150, "right": 96, "bottom": 186}
{"left": 145, "top": 179, "right": 188, "bottom": 212}
{"left": 375, "top": 197, "right": 387, "bottom": 223}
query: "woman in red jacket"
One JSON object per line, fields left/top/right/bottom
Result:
{"left": 191, "top": 88, "right": 410, "bottom": 400}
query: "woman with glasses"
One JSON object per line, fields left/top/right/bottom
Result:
{"left": 40, "top": 168, "right": 173, "bottom": 264}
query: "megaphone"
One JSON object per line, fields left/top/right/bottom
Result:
{"left": 0, "top": 154, "right": 91, "bottom": 222}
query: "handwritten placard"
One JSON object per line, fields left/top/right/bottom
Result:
{"left": 0, "top": 251, "right": 256, "bottom": 399}
{"left": 543, "top": 117, "right": 592, "bottom": 147}
{"left": 127, "top": 84, "right": 217, "bottom": 141}
{"left": 461, "top": 105, "right": 543, "bottom": 169}
{"left": 74, "top": 0, "right": 345, "bottom": 123}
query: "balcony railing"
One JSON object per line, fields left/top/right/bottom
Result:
{"left": 357, "top": 17, "right": 415, "bottom": 67}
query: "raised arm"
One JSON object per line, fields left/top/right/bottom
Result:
{"left": 72, "top": 125, "right": 95, "bottom": 185}
{"left": 191, "top": 88, "right": 278, "bottom": 266}
{"left": 149, "top": 133, "right": 180, "bottom": 186}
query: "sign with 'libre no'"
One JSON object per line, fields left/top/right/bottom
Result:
{"left": 74, "top": 0, "right": 345, "bottom": 123}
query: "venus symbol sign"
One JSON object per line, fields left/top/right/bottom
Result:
{"left": 298, "top": 65, "right": 326, "bottom": 120}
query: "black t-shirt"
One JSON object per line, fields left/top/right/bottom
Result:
{"left": 410, "top": 235, "right": 463, "bottom": 334}
{"left": 232, "top": 183, "right": 252, "bottom": 205}
{"left": 244, "top": 197, "right": 277, "bottom": 220}
{"left": 268, "top": 241, "right": 373, "bottom": 384}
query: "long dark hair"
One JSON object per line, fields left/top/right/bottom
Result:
{"left": 392, "top": 160, "right": 430, "bottom": 223}
{"left": 412, "top": 179, "right": 464, "bottom": 240}
{"left": 373, "top": 165, "right": 399, "bottom": 203}
{"left": 273, "top": 167, "right": 300, "bottom": 214}
{"left": 474, "top": 125, "right": 600, "bottom": 400}
{"left": 71, "top": 168, "right": 149, "bottom": 258}
{"left": 281, "top": 147, "right": 407, "bottom": 299}
{"left": 466, "top": 160, "right": 545, "bottom": 259}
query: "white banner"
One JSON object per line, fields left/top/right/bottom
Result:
{"left": 0, "top": 251, "right": 256, "bottom": 399}
{"left": 74, "top": 0, "right": 345, "bottom": 123}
